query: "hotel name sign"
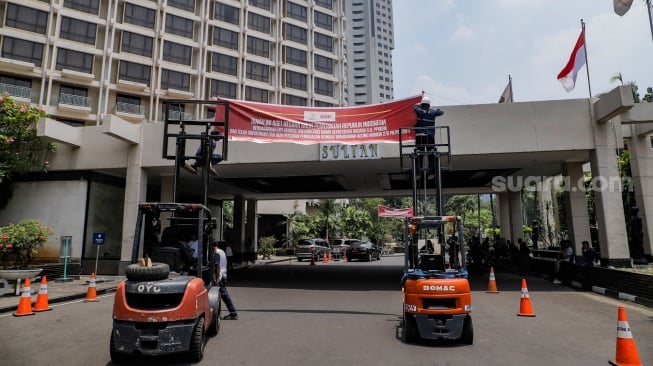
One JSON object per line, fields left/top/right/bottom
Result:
{"left": 319, "top": 143, "right": 380, "bottom": 161}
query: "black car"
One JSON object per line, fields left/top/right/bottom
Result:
{"left": 347, "top": 241, "right": 382, "bottom": 262}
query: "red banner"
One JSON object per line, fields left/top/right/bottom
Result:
{"left": 378, "top": 205, "right": 414, "bottom": 218}
{"left": 219, "top": 96, "right": 421, "bottom": 144}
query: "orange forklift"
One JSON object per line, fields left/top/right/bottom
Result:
{"left": 110, "top": 100, "right": 229, "bottom": 363}
{"left": 398, "top": 125, "right": 473, "bottom": 345}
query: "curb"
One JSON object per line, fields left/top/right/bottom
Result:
{"left": 591, "top": 285, "right": 653, "bottom": 308}
{"left": 0, "top": 287, "right": 117, "bottom": 315}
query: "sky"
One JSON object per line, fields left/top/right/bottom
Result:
{"left": 392, "top": 0, "right": 653, "bottom": 105}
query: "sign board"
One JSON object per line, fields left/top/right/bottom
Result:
{"left": 93, "top": 232, "right": 105, "bottom": 245}
{"left": 319, "top": 143, "right": 380, "bottom": 161}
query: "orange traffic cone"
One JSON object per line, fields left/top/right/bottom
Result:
{"left": 322, "top": 251, "right": 328, "bottom": 263}
{"left": 517, "top": 278, "right": 535, "bottom": 317}
{"left": 486, "top": 267, "right": 499, "bottom": 293}
{"left": 14, "top": 278, "right": 34, "bottom": 317}
{"left": 609, "top": 306, "right": 642, "bottom": 366}
{"left": 343, "top": 252, "right": 347, "bottom": 261}
{"left": 33, "top": 275, "right": 52, "bottom": 312}
{"left": 310, "top": 253, "right": 316, "bottom": 265}
{"left": 84, "top": 273, "right": 99, "bottom": 302}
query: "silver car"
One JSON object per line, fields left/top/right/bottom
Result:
{"left": 295, "top": 238, "right": 330, "bottom": 262}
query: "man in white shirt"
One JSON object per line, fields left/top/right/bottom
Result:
{"left": 213, "top": 242, "right": 238, "bottom": 320}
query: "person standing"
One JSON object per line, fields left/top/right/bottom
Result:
{"left": 213, "top": 242, "right": 238, "bottom": 320}
{"left": 225, "top": 242, "right": 234, "bottom": 272}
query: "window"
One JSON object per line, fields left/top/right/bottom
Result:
{"left": 210, "top": 79, "right": 237, "bottom": 98}
{"left": 314, "top": 77, "right": 333, "bottom": 97}
{"left": 284, "top": 70, "right": 306, "bottom": 90}
{"left": 284, "top": 46, "right": 306, "bottom": 67}
{"left": 314, "top": 11, "right": 333, "bottom": 32}
{"left": 2, "top": 37, "right": 44, "bottom": 67}
{"left": 64, "top": 0, "right": 99, "bottom": 14}
{"left": 168, "top": 0, "right": 194, "bottom": 12}
{"left": 215, "top": 3, "right": 239, "bottom": 25}
{"left": 163, "top": 41, "right": 192, "bottom": 66}
{"left": 211, "top": 53, "right": 237, "bottom": 75}
{"left": 116, "top": 94, "right": 142, "bottom": 114}
{"left": 213, "top": 27, "right": 239, "bottom": 50}
{"left": 284, "top": 23, "right": 307, "bottom": 44}
{"left": 245, "top": 86, "right": 268, "bottom": 103}
{"left": 247, "top": 36, "right": 270, "bottom": 58}
{"left": 0, "top": 74, "right": 31, "bottom": 88}
{"left": 283, "top": 94, "right": 306, "bottom": 106}
{"left": 5, "top": 4, "right": 48, "bottom": 34}
{"left": 314, "top": 100, "right": 333, "bottom": 107}
{"left": 119, "top": 61, "right": 151, "bottom": 85}
{"left": 315, "top": 0, "right": 333, "bottom": 10}
{"left": 60, "top": 85, "right": 87, "bottom": 97}
{"left": 249, "top": 0, "right": 271, "bottom": 11}
{"left": 248, "top": 12, "right": 271, "bottom": 34}
{"left": 246, "top": 61, "right": 269, "bottom": 83}
{"left": 314, "top": 54, "right": 333, "bottom": 74}
{"left": 124, "top": 3, "right": 155, "bottom": 28}
{"left": 285, "top": 1, "right": 306, "bottom": 21}
{"left": 56, "top": 48, "right": 94, "bottom": 74}
{"left": 314, "top": 33, "right": 333, "bottom": 52}
{"left": 121, "top": 31, "right": 153, "bottom": 57}
{"left": 161, "top": 69, "right": 190, "bottom": 91}
{"left": 0, "top": 74, "right": 32, "bottom": 98}
{"left": 165, "top": 14, "right": 193, "bottom": 39}
{"left": 61, "top": 17, "right": 97, "bottom": 45}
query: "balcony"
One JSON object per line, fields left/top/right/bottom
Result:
{"left": 158, "top": 109, "right": 194, "bottom": 122}
{"left": 57, "top": 93, "right": 92, "bottom": 112}
{"left": 0, "top": 83, "right": 32, "bottom": 102}
{"left": 115, "top": 102, "right": 145, "bottom": 119}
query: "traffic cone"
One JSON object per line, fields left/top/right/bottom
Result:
{"left": 517, "top": 278, "right": 535, "bottom": 317}
{"left": 310, "top": 252, "right": 316, "bottom": 266}
{"left": 84, "top": 273, "right": 99, "bottom": 302}
{"left": 486, "top": 267, "right": 499, "bottom": 293}
{"left": 33, "top": 275, "right": 52, "bottom": 312}
{"left": 609, "top": 306, "right": 642, "bottom": 366}
{"left": 13, "top": 278, "right": 34, "bottom": 317}
{"left": 322, "top": 251, "right": 328, "bottom": 263}
{"left": 343, "top": 252, "right": 347, "bottom": 261}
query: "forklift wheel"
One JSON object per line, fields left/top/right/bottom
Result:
{"left": 125, "top": 262, "right": 170, "bottom": 281}
{"left": 402, "top": 314, "right": 419, "bottom": 343}
{"left": 207, "top": 302, "right": 221, "bottom": 336}
{"left": 461, "top": 316, "right": 473, "bottom": 345}
{"left": 110, "top": 330, "right": 128, "bottom": 364}
{"left": 188, "top": 317, "right": 206, "bottom": 362}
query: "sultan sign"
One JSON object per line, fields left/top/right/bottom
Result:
{"left": 319, "top": 143, "right": 380, "bottom": 161}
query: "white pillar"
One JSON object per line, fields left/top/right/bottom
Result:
{"left": 626, "top": 131, "right": 653, "bottom": 260}
{"left": 562, "top": 162, "right": 592, "bottom": 256}
{"left": 119, "top": 143, "right": 148, "bottom": 273}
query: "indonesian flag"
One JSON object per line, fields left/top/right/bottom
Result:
{"left": 557, "top": 29, "right": 586, "bottom": 93}
{"left": 378, "top": 205, "right": 414, "bottom": 218}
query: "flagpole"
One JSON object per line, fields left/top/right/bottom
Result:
{"left": 508, "top": 74, "right": 513, "bottom": 102}
{"left": 581, "top": 19, "right": 592, "bottom": 98}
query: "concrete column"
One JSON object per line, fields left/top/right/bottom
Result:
{"left": 497, "top": 193, "right": 511, "bottom": 241}
{"left": 246, "top": 199, "right": 258, "bottom": 253}
{"left": 626, "top": 132, "right": 653, "bottom": 260}
{"left": 590, "top": 119, "right": 630, "bottom": 267}
{"left": 233, "top": 195, "right": 246, "bottom": 250}
{"left": 537, "top": 178, "right": 556, "bottom": 248}
{"left": 508, "top": 191, "right": 523, "bottom": 245}
{"left": 159, "top": 174, "right": 174, "bottom": 232}
{"left": 208, "top": 201, "right": 223, "bottom": 242}
{"left": 119, "top": 143, "right": 148, "bottom": 274}
{"left": 562, "top": 162, "right": 592, "bottom": 256}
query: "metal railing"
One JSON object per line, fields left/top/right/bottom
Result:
{"left": 115, "top": 102, "right": 145, "bottom": 116}
{"left": 0, "top": 83, "right": 31, "bottom": 99}
{"left": 58, "top": 93, "right": 92, "bottom": 108}
{"left": 159, "top": 109, "right": 194, "bottom": 121}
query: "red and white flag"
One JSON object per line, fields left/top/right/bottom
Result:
{"left": 557, "top": 29, "right": 586, "bottom": 92}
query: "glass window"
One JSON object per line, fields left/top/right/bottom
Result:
{"left": 314, "top": 11, "right": 333, "bottom": 32}
{"left": 248, "top": 12, "right": 270, "bottom": 34}
{"left": 63, "top": 0, "right": 99, "bottom": 14}
{"left": 165, "top": 14, "right": 193, "bottom": 39}
{"left": 56, "top": 48, "right": 94, "bottom": 74}
{"left": 285, "top": 1, "right": 306, "bottom": 21}
{"left": 246, "top": 61, "right": 269, "bottom": 83}
{"left": 213, "top": 27, "right": 239, "bottom": 50}
{"left": 215, "top": 3, "right": 239, "bottom": 25}
{"left": 284, "top": 70, "right": 306, "bottom": 90}
{"left": 168, "top": 0, "right": 194, "bottom": 12}
{"left": 121, "top": 31, "right": 153, "bottom": 57}
{"left": 284, "top": 46, "right": 306, "bottom": 67}
{"left": 245, "top": 86, "right": 268, "bottom": 103}
{"left": 284, "top": 23, "right": 307, "bottom": 44}
{"left": 314, "top": 100, "right": 333, "bottom": 107}
{"left": 211, "top": 53, "right": 237, "bottom": 75}
{"left": 246, "top": 36, "right": 270, "bottom": 58}
{"left": 314, "top": 33, "right": 333, "bottom": 52}
{"left": 161, "top": 69, "right": 190, "bottom": 91}
{"left": 124, "top": 3, "right": 155, "bottom": 28}
{"left": 249, "top": 0, "right": 271, "bottom": 11}
{"left": 118, "top": 61, "right": 151, "bottom": 85}
{"left": 60, "top": 17, "right": 97, "bottom": 45}
{"left": 314, "top": 77, "right": 333, "bottom": 97}
{"left": 60, "top": 85, "right": 87, "bottom": 97}
{"left": 163, "top": 41, "right": 192, "bottom": 66}
{"left": 0, "top": 74, "right": 31, "bottom": 88}
{"left": 314, "top": 54, "right": 333, "bottom": 74}
{"left": 315, "top": 0, "right": 333, "bottom": 11}
{"left": 5, "top": 4, "right": 48, "bottom": 34}
{"left": 1, "top": 37, "right": 44, "bottom": 67}
{"left": 283, "top": 94, "right": 306, "bottom": 106}
{"left": 117, "top": 94, "right": 140, "bottom": 106}
{"left": 210, "top": 79, "right": 237, "bottom": 98}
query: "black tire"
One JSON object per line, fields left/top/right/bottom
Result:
{"left": 125, "top": 263, "right": 170, "bottom": 281}
{"left": 110, "top": 331, "right": 128, "bottom": 364}
{"left": 461, "top": 316, "right": 474, "bottom": 345}
{"left": 188, "top": 317, "right": 205, "bottom": 362}
{"left": 367, "top": 253, "right": 373, "bottom": 262}
{"left": 207, "top": 301, "right": 221, "bottom": 336}
{"left": 402, "top": 313, "right": 418, "bottom": 343}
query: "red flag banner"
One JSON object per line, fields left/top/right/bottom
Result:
{"left": 378, "top": 205, "right": 414, "bottom": 218}
{"left": 220, "top": 96, "right": 421, "bottom": 144}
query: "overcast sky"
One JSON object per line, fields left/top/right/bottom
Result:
{"left": 392, "top": 0, "right": 653, "bottom": 105}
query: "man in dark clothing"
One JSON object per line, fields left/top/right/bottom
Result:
{"left": 413, "top": 95, "right": 444, "bottom": 175}
{"left": 186, "top": 130, "right": 223, "bottom": 176}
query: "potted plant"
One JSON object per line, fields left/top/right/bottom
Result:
{"left": 257, "top": 236, "right": 276, "bottom": 260}
{"left": 0, "top": 219, "right": 53, "bottom": 280}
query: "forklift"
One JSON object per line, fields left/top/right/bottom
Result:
{"left": 398, "top": 125, "right": 473, "bottom": 345}
{"left": 110, "top": 100, "right": 229, "bottom": 363}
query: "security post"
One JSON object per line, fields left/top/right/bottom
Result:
{"left": 55, "top": 236, "right": 74, "bottom": 283}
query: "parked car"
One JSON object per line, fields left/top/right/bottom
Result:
{"left": 331, "top": 238, "right": 360, "bottom": 259}
{"left": 347, "top": 241, "right": 382, "bottom": 262}
{"left": 295, "top": 238, "right": 330, "bottom": 262}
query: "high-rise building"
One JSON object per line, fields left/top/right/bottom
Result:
{"left": 0, "top": 0, "right": 347, "bottom": 126}
{"left": 344, "top": 0, "right": 394, "bottom": 106}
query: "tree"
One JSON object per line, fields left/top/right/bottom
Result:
{"left": 0, "top": 93, "right": 55, "bottom": 209}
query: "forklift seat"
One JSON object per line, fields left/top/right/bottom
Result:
{"left": 419, "top": 254, "right": 445, "bottom": 271}
{"left": 151, "top": 247, "right": 185, "bottom": 273}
